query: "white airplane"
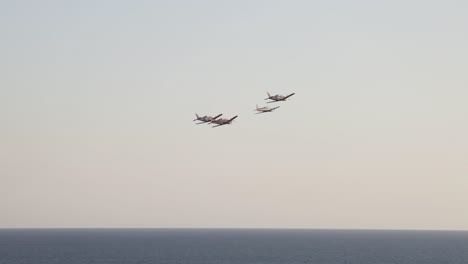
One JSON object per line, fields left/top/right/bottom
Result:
{"left": 211, "top": 115, "right": 238, "bottom": 128}
{"left": 265, "top": 92, "right": 295, "bottom": 103}
{"left": 193, "top": 113, "right": 223, "bottom": 124}
{"left": 254, "top": 105, "right": 280, "bottom": 114}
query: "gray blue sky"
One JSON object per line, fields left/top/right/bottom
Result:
{"left": 1, "top": 0, "right": 468, "bottom": 229}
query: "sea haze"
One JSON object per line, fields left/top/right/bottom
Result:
{"left": 1, "top": 229, "right": 467, "bottom": 264}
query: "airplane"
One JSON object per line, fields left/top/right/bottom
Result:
{"left": 265, "top": 92, "right": 295, "bottom": 103}
{"left": 211, "top": 115, "right": 238, "bottom": 128}
{"left": 254, "top": 105, "right": 280, "bottom": 114}
{"left": 193, "top": 113, "right": 223, "bottom": 124}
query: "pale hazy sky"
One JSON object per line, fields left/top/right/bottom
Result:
{"left": 1, "top": 0, "right": 468, "bottom": 229}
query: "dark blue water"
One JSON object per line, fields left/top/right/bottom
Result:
{"left": 1, "top": 229, "right": 467, "bottom": 264}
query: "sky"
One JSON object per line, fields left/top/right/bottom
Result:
{"left": 1, "top": 0, "right": 468, "bottom": 229}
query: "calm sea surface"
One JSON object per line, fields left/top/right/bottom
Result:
{"left": 1, "top": 229, "right": 467, "bottom": 264}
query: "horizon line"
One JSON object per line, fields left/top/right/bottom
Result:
{"left": 1, "top": 227, "right": 467, "bottom": 232}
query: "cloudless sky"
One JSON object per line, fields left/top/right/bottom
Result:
{"left": 1, "top": 0, "right": 468, "bottom": 229}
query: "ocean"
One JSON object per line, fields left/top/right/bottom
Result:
{"left": 0, "top": 229, "right": 467, "bottom": 264}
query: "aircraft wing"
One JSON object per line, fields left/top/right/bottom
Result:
{"left": 213, "top": 114, "right": 223, "bottom": 120}
{"left": 228, "top": 116, "right": 238, "bottom": 122}
{"left": 284, "top": 93, "right": 295, "bottom": 100}
{"left": 271, "top": 106, "right": 280, "bottom": 111}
